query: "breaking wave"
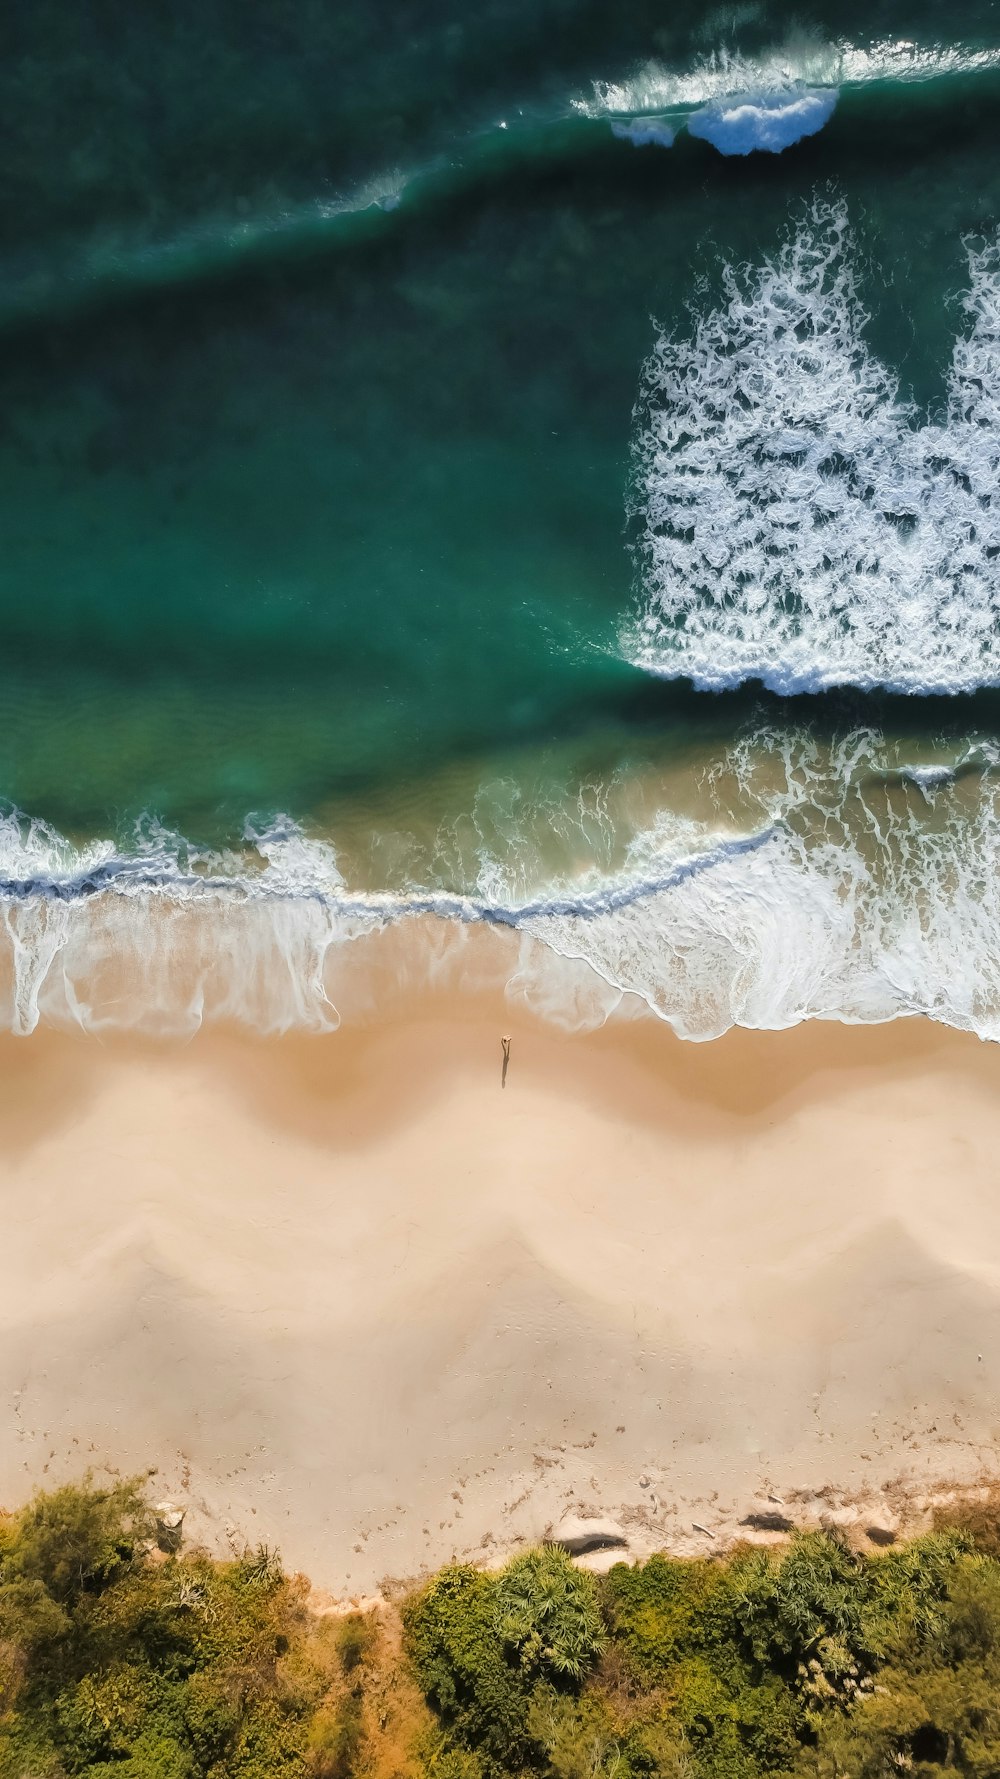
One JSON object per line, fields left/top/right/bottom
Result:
{"left": 5, "top": 731, "right": 1000, "bottom": 1042}
{"left": 14, "top": 37, "right": 1000, "bottom": 331}
{"left": 625, "top": 198, "right": 1000, "bottom": 694}
{"left": 574, "top": 35, "right": 1000, "bottom": 118}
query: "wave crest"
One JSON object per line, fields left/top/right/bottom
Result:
{"left": 574, "top": 36, "right": 1000, "bottom": 118}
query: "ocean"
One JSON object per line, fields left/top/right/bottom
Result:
{"left": 6, "top": 0, "right": 1000, "bottom": 1037}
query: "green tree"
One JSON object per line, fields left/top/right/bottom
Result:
{"left": 4, "top": 1477, "right": 154, "bottom": 1609}
{"left": 494, "top": 1550, "right": 606, "bottom": 1684}
{"left": 799, "top": 1554, "right": 1000, "bottom": 1777}
{"left": 404, "top": 1565, "right": 532, "bottom": 1769}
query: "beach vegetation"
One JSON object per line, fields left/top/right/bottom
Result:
{"left": 4, "top": 1480, "right": 1000, "bottom": 1779}
{"left": 494, "top": 1548, "right": 607, "bottom": 1683}
{"left": 932, "top": 1487, "right": 1000, "bottom": 1560}
{"left": 403, "top": 1563, "right": 536, "bottom": 1769}
{"left": 402, "top": 1520, "right": 991, "bottom": 1779}
{"left": 0, "top": 1477, "right": 370, "bottom": 1779}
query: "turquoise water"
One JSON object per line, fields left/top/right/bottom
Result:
{"left": 7, "top": 3, "right": 1000, "bottom": 1034}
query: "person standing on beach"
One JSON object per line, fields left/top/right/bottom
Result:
{"left": 501, "top": 1034, "right": 511, "bottom": 1088}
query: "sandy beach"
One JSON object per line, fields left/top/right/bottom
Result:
{"left": 2, "top": 987, "right": 1000, "bottom": 1593}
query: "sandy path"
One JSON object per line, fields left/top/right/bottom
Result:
{"left": 1, "top": 1001, "right": 999, "bottom": 1591}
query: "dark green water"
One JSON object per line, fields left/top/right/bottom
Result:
{"left": 3, "top": 1, "right": 1000, "bottom": 837}
{"left": 6, "top": 2, "right": 1000, "bottom": 1036}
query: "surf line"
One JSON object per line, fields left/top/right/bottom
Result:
{"left": 0, "top": 824, "right": 781, "bottom": 921}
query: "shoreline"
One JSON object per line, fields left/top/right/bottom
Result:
{"left": 1, "top": 999, "right": 999, "bottom": 1592}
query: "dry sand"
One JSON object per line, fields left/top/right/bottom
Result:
{"left": 1, "top": 993, "right": 1000, "bottom": 1591}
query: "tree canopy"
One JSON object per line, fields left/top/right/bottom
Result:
{"left": 4, "top": 1478, "right": 1000, "bottom": 1779}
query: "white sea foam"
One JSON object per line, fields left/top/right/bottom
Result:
{"left": 625, "top": 199, "right": 1000, "bottom": 694}
{"left": 2, "top": 733, "right": 1000, "bottom": 1041}
{"left": 575, "top": 39, "right": 841, "bottom": 115}
{"left": 610, "top": 117, "right": 675, "bottom": 148}
{"left": 836, "top": 37, "right": 1000, "bottom": 85}
{"left": 687, "top": 86, "right": 837, "bottom": 154}
{"left": 515, "top": 733, "right": 1000, "bottom": 1039}
{"left": 573, "top": 36, "right": 1000, "bottom": 118}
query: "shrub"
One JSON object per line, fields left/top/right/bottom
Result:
{"left": 797, "top": 1549, "right": 1000, "bottom": 1777}
{"left": 526, "top": 1690, "right": 618, "bottom": 1779}
{"left": 621, "top": 1714, "right": 695, "bottom": 1779}
{"left": 55, "top": 1660, "right": 165, "bottom": 1762}
{"left": 667, "top": 1654, "right": 799, "bottom": 1778}
{"left": 853, "top": 1530, "right": 966, "bottom": 1662}
{"left": 181, "top": 1667, "right": 245, "bottom": 1765}
{"left": 724, "top": 1535, "right": 868, "bottom": 1675}
{"left": 602, "top": 1557, "right": 725, "bottom": 1683}
{"left": 935, "top": 1554, "right": 1000, "bottom": 1665}
{"left": 222, "top": 1693, "right": 311, "bottom": 1774}
{"left": 5, "top": 1478, "right": 154, "bottom": 1608}
{"left": 0, "top": 1579, "right": 69, "bottom": 1663}
{"left": 600, "top": 1550, "right": 802, "bottom": 1773}
{"left": 933, "top": 1490, "right": 1000, "bottom": 1561}
{"left": 85, "top": 1731, "right": 195, "bottom": 1779}
{"left": 306, "top": 1694, "right": 364, "bottom": 1779}
{"left": 403, "top": 1565, "right": 532, "bottom": 1768}
{"left": 336, "top": 1612, "right": 377, "bottom": 1676}
{"left": 428, "top": 1753, "right": 486, "bottom": 1779}
{"left": 494, "top": 1549, "right": 606, "bottom": 1684}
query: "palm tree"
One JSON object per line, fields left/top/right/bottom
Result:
{"left": 494, "top": 1548, "right": 605, "bottom": 1682}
